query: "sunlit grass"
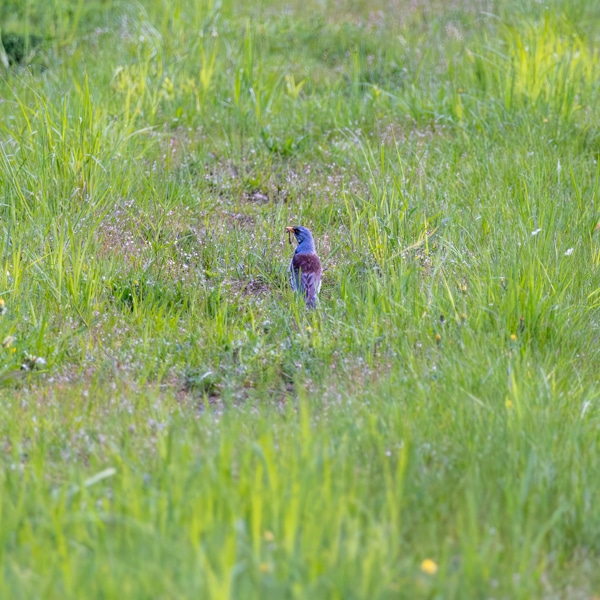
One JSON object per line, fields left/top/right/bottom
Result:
{"left": 0, "top": 0, "right": 600, "bottom": 597}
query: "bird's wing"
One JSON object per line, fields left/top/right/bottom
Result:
{"left": 289, "top": 258, "right": 300, "bottom": 291}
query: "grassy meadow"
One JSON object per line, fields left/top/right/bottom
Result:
{"left": 1, "top": 0, "right": 600, "bottom": 597}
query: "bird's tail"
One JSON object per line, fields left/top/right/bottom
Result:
{"left": 306, "top": 296, "right": 317, "bottom": 309}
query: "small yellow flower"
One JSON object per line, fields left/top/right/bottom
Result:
{"left": 258, "top": 562, "right": 271, "bottom": 573}
{"left": 510, "top": 333, "right": 517, "bottom": 342}
{"left": 505, "top": 399, "right": 514, "bottom": 410}
{"left": 0, "top": 298, "right": 6, "bottom": 315}
{"left": 264, "top": 530, "right": 274, "bottom": 542}
{"left": 435, "top": 333, "right": 442, "bottom": 344}
{"left": 306, "top": 326, "right": 312, "bottom": 333}
{"left": 420, "top": 559, "right": 438, "bottom": 575}
{"left": 461, "top": 312, "right": 467, "bottom": 321}
{"left": 2, "top": 335, "right": 15, "bottom": 348}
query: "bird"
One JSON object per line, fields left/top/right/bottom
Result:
{"left": 286, "top": 225, "right": 322, "bottom": 308}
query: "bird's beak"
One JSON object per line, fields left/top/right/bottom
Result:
{"left": 285, "top": 227, "right": 294, "bottom": 233}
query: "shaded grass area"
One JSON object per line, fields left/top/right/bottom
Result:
{"left": 1, "top": 0, "right": 600, "bottom": 597}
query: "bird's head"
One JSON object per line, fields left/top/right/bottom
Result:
{"left": 286, "top": 226, "right": 315, "bottom": 253}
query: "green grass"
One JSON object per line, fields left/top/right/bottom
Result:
{"left": 1, "top": 0, "right": 600, "bottom": 597}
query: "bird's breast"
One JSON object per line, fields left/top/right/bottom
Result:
{"left": 292, "top": 252, "right": 322, "bottom": 276}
